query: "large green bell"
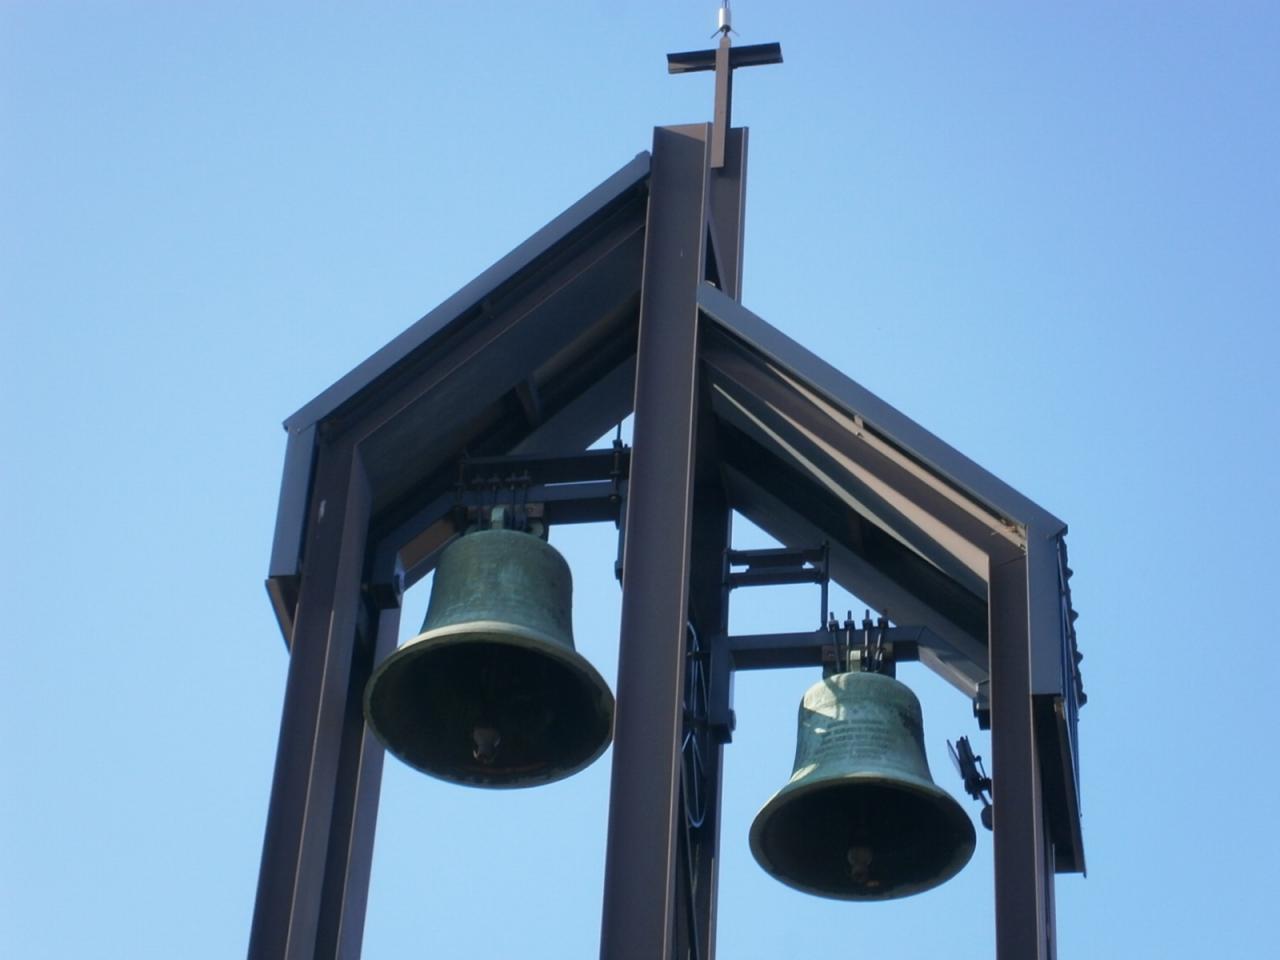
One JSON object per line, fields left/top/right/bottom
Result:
{"left": 364, "top": 528, "right": 614, "bottom": 789}
{"left": 749, "top": 671, "right": 975, "bottom": 900}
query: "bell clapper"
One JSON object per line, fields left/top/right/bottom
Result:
{"left": 847, "top": 845, "right": 877, "bottom": 886}
{"left": 472, "top": 725, "right": 502, "bottom": 764}
{"left": 848, "top": 802, "right": 880, "bottom": 888}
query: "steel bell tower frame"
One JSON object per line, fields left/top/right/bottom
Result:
{"left": 249, "top": 24, "right": 1085, "bottom": 960}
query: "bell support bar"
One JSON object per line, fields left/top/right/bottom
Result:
{"left": 720, "top": 543, "right": 985, "bottom": 696}
{"left": 725, "top": 625, "right": 977, "bottom": 681}
{"left": 449, "top": 446, "right": 630, "bottom": 530}
{"left": 704, "top": 624, "right": 985, "bottom": 746}
{"left": 367, "top": 447, "right": 631, "bottom": 607}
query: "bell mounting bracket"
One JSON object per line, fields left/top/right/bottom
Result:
{"left": 451, "top": 445, "right": 631, "bottom": 532}
{"left": 710, "top": 543, "right": 991, "bottom": 742}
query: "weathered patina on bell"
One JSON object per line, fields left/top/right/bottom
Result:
{"left": 364, "top": 527, "right": 614, "bottom": 788}
{"left": 749, "top": 670, "right": 975, "bottom": 899}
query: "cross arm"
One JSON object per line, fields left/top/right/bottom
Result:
{"left": 666, "top": 42, "right": 783, "bottom": 74}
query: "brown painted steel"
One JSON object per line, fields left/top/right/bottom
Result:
{"left": 990, "top": 552, "right": 1054, "bottom": 959}
{"left": 249, "top": 441, "right": 372, "bottom": 960}
{"left": 599, "top": 124, "right": 711, "bottom": 960}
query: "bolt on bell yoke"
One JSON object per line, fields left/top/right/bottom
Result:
{"left": 363, "top": 519, "right": 615, "bottom": 789}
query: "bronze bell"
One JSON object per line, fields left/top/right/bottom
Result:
{"left": 363, "top": 527, "right": 614, "bottom": 788}
{"left": 749, "top": 670, "right": 975, "bottom": 899}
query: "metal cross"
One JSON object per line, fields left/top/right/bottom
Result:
{"left": 667, "top": 15, "right": 782, "bottom": 170}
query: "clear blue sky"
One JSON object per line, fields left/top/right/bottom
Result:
{"left": 3, "top": 2, "right": 1278, "bottom": 957}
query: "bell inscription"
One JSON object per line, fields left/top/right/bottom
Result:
{"left": 807, "top": 717, "right": 896, "bottom": 764}
{"left": 791, "top": 673, "right": 932, "bottom": 784}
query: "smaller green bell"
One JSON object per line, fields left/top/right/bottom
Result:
{"left": 364, "top": 527, "right": 614, "bottom": 789}
{"left": 750, "top": 671, "right": 975, "bottom": 900}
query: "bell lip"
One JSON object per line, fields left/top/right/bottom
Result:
{"left": 363, "top": 620, "right": 616, "bottom": 790}
{"left": 747, "top": 771, "right": 977, "bottom": 901}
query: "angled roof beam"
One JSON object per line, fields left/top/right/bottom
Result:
{"left": 721, "top": 458, "right": 991, "bottom": 687}
{"left": 704, "top": 353, "right": 1002, "bottom": 590}
{"left": 698, "top": 283, "right": 1084, "bottom": 878}
{"left": 514, "top": 378, "right": 544, "bottom": 429}
{"left": 268, "top": 156, "right": 652, "bottom": 641}
{"left": 283, "top": 154, "right": 651, "bottom": 434}
{"left": 698, "top": 283, "right": 1066, "bottom": 534}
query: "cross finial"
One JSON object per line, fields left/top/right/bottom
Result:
{"left": 667, "top": 6, "right": 783, "bottom": 169}
{"left": 716, "top": 1, "right": 733, "bottom": 38}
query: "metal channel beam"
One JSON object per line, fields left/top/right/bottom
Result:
{"left": 726, "top": 626, "right": 974, "bottom": 682}
{"left": 353, "top": 222, "right": 645, "bottom": 508}
{"left": 989, "top": 551, "right": 1054, "bottom": 960}
{"left": 249, "top": 441, "right": 373, "bottom": 960}
{"left": 703, "top": 335, "right": 1017, "bottom": 589}
{"left": 600, "top": 124, "right": 711, "bottom": 960}
{"left": 371, "top": 447, "right": 632, "bottom": 590}
{"left": 267, "top": 158, "right": 650, "bottom": 634}
{"left": 708, "top": 130, "right": 748, "bottom": 300}
{"left": 316, "top": 604, "right": 401, "bottom": 957}
{"left": 720, "top": 457, "right": 989, "bottom": 664}
{"left": 680, "top": 362, "right": 737, "bottom": 960}
{"left": 266, "top": 424, "right": 317, "bottom": 645}
{"left": 697, "top": 284, "right": 1065, "bottom": 536}
{"left": 511, "top": 356, "right": 637, "bottom": 456}
{"left": 284, "top": 154, "right": 651, "bottom": 434}
{"left": 376, "top": 478, "right": 629, "bottom": 597}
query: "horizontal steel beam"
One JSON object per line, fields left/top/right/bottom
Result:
{"left": 370, "top": 449, "right": 633, "bottom": 595}
{"left": 726, "top": 546, "right": 824, "bottom": 567}
{"left": 725, "top": 625, "right": 967, "bottom": 673}
{"left": 455, "top": 480, "right": 626, "bottom": 529}
{"left": 458, "top": 446, "right": 629, "bottom": 486}
{"left": 705, "top": 626, "right": 984, "bottom": 742}
{"left": 726, "top": 568, "right": 823, "bottom": 588}
{"left": 285, "top": 155, "right": 651, "bottom": 433}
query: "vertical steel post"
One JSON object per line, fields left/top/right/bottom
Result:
{"left": 249, "top": 442, "right": 378, "bottom": 960}
{"left": 679, "top": 124, "right": 747, "bottom": 960}
{"left": 683, "top": 431, "right": 732, "bottom": 960}
{"left": 711, "top": 37, "right": 732, "bottom": 169}
{"left": 708, "top": 129, "right": 748, "bottom": 302}
{"left": 989, "top": 550, "right": 1054, "bottom": 960}
{"left": 316, "top": 604, "right": 401, "bottom": 958}
{"left": 600, "top": 123, "right": 711, "bottom": 960}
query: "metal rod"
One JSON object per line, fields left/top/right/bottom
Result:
{"left": 457, "top": 447, "right": 630, "bottom": 485}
